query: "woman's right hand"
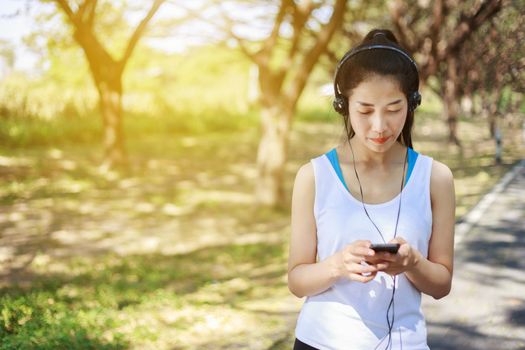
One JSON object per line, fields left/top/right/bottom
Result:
{"left": 330, "top": 240, "right": 389, "bottom": 283}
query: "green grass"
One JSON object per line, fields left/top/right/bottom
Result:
{"left": 0, "top": 107, "right": 260, "bottom": 149}
{"left": 0, "top": 115, "right": 101, "bottom": 148}
{"left": 0, "top": 292, "right": 128, "bottom": 350}
{"left": 0, "top": 240, "right": 288, "bottom": 349}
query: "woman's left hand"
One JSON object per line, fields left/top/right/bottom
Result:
{"left": 373, "top": 237, "right": 421, "bottom": 276}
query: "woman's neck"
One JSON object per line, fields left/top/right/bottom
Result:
{"left": 344, "top": 138, "right": 406, "bottom": 170}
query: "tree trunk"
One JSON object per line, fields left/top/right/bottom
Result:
{"left": 255, "top": 102, "right": 292, "bottom": 207}
{"left": 246, "top": 0, "right": 346, "bottom": 207}
{"left": 488, "top": 95, "right": 498, "bottom": 139}
{"left": 55, "top": 0, "right": 165, "bottom": 172}
{"left": 97, "top": 78, "right": 127, "bottom": 170}
{"left": 443, "top": 55, "right": 461, "bottom": 146}
{"left": 71, "top": 27, "right": 128, "bottom": 170}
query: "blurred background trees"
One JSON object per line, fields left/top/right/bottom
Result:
{"left": 389, "top": 0, "right": 504, "bottom": 145}
{"left": 1, "top": 0, "right": 524, "bottom": 207}
{"left": 458, "top": 2, "right": 525, "bottom": 137}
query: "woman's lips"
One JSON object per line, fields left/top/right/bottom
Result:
{"left": 369, "top": 136, "right": 390, "bottom": 144}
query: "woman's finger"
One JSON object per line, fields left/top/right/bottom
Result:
{"left": 357, "top": 263, "right": 378, "bottom": 274}
{"left": 375, "top": 262, "right": 389, "bottom": 270}
{"left": 351, "top": 246, "right": 375, "bottom": 257}
{"left": 350, "top": 272, "right": 376, "bottom": 283}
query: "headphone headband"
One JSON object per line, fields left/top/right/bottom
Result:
{"left": 333, "top": 44, "right": 421, "bottom": 115}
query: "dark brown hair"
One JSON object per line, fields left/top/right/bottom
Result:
{"left": 336, "top": 29, "right": 419, "bottom": 148}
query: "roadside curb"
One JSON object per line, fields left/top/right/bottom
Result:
{"left": 454, "top": 159, "right": 525, "bottom": 246}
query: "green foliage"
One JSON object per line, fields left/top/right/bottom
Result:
{"left": 0, "top": 290, "right": 127, "bottom": 349}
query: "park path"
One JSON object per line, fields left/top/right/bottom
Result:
{"left": 422, "top": 159, "right": 525, "bottom": 349}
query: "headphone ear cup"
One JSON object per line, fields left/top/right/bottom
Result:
{"left": 333, "top": 96, "right": 348, "bottom": 116}
{"left": 409, "top": 91, "right": 422, "bottom": 112}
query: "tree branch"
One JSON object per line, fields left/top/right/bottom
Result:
{"left": 182, "top": 2, "right": 259, "bottom": 64}
{"left": 257, "top": 0, "right": 292, "bottom": 60}
{"left": 218, "top": 11, "right": 259, "bottom": 63}
{"left": 87, "top": 0, "right": 98, "bottom": 27}
{"left": 389, "top": 0, "right": 417, "bottom": 52}
{"left": 285, "top": 0, "right": 318, "bottom": 69}
{"left": 77, "top": 0, "right": 97, "bottom": 27}
{"left": 53, "top": 0, "right": 79, "bottom": 26}
{"left": 442, "top": 0, "right": 502, "bottom": 58}
{"left": 286, "top": 0, "right": 347, "bottom": 107}
{"left": 118, "top": 0, "right": 165, "bottom": 69}
{"left": 53, "top": 0, "right": 116, "bottom": 83}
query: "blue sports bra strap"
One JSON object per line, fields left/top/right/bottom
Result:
{"left": 325, "top": 147, "right": 419, "bottom": 189}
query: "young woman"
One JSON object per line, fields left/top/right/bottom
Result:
{"left": 288, "top": 29, "right": 456, "bottom": 350}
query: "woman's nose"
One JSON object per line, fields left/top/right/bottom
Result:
{"left": 371, "top": 113, "right": 387, "bottom": 133}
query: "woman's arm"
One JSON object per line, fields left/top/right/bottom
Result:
{"left": 381, "top": 160, "right": 455, "bottom": 299}
{"left": 287, "top": 163, "right": 338, "bottom": 298}
{"left": 287, "top": 163, "right": 383, "bottom": 298}
{"left": 407, "top": 160, "right": 455, "bottom": 299}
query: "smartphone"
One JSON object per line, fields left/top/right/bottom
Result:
{"left": 370, "top": 243, "right": 400, "bottom": 254}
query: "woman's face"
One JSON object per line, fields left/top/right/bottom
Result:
{"left": 347, "top": 74, "right": 407, "bottom": 152}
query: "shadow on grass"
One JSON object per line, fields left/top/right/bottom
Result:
{"left": 0, "top": 240, "right": 287, "bottom": 350}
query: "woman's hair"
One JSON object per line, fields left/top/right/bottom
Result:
{"left": 335, "top": 28, "right": 419, "bottom": 148}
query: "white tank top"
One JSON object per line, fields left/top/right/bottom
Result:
{"left": 295, "top": 151, "right": 434, "bottom": 350}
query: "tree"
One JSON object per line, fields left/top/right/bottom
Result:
{"left": 389, "top": 0, "right": 503, "bottom": 145}
{"left": 458, "top": 1, "right": 525, "bottom": 136}
{"left": 215, "top": 0, "right": 348, "bottom": 207}
{"left": 49, "top": 0, "right": 165, "bottom": 169}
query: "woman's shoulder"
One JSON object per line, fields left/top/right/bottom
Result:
{"left": 412, "top": 149, "right": 446, "bottom": 172}
{"left": 429, "top": 158, "right": 454, "bottom": 194}
{"left": 430, "top": 159, "right": 454, "bottom": 180}
{"left": 296, "top": 150, "right": 333, "bottom": 174}
{"left": 293, "top": 147, "right": 336, "bottom": 188}
{"left": 292, "top": 161, "right": 316, "bottom": 203}
{"left": 295, "top": 161, "right": 315, "bottom": 184}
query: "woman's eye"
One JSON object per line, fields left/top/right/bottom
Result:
{"left": 358, "top": 110, "right": 401, "bottom": 115}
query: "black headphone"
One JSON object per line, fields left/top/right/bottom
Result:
{"left": 333, "top": 44, "right": 422, "bottom": 116}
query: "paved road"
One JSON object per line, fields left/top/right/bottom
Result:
{"left": 423, "top": 160, "right": 525, "bottom": 350}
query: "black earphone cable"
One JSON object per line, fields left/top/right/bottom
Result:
{"left": 348, "top": 139, "right": 407, "bottom": 350}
